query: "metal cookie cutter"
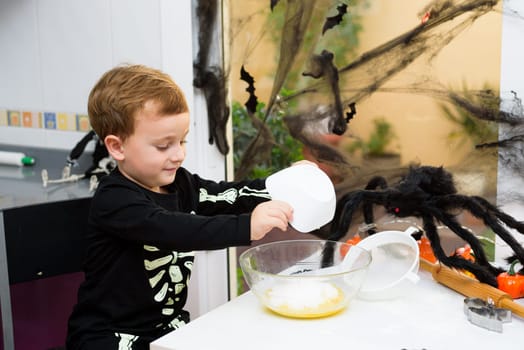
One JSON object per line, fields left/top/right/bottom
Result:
{"left": 463, "top": 297, "right": 512, "bottom": 333}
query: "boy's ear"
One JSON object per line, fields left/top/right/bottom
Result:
{"left": 104, "top": 135, "right": 125, "bottom": 161}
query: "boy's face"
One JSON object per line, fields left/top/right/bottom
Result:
{"left": 107, "top": 100, "right": 190, "bottom": 192}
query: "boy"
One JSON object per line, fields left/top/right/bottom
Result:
{"left": 66, "top": 64, "right": 294, "bottom": 349}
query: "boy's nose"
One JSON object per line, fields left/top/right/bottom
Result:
{"left": 170, "top": 145, "right": 185, "bottom": 162}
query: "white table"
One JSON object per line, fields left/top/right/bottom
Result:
{"left": 151, "top": 270, "right": 524, "bottom": 350}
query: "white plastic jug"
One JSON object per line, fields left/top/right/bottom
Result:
{"left": 266, "top": 164, "right": 336, "bottom": 233}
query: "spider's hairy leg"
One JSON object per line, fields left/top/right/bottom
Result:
{"left": 473, "top": 195, "right": 524, "bottom": 234}
{"left": 440, "top": 212, "right": 502, "bottom": 277}
{"left": 420, "top": 212, "right": 446, "bottom": 263}
{"left": 362, "top": 176, "right": 388, "bottom": 235}
{"left": 429, "top": 199, "right": 503, "bottom": 282}
{"left": 450, "top": 195, "right": 524, "bottom": 269}
{"left": 323, "top": 190, "right": 383, "bottom": 268}
{"left": 421, "top": 212, "right": 498, "bottom": 287}
{"left": 330, "top": 190, "right": 392, "bottom": 241}
{"left": 329, "top": 191, "right": 364, "bottom": 241}
{"left": 364, "top": 176, "right": 388, "bottom": 190}
{"left": 321, "top": 240, "right": 338, "bottom": 269}
{"left": 428, "top": 197, "right": 496, "bottom": 271}
{"left": 323, "top": 191, "right": 365, "bottom": 268}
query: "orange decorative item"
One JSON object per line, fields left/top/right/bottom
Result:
{"left": 451, "top": 244, "right": 476, "bottom": 278}
{"left": 454, "top": 244, "right": 475, "bottom": 262}
{"left": 340, "top": 234, "right": 362, "bottom": 257}
{"left": 418, "top": 236, "right": 437, "bottom": 263}
{"left": 497, "top": 260, "right": 524, "bottom": 299}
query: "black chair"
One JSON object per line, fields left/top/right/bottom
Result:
{"left": 3, "top": 197, "right": 91, "bottom": 349}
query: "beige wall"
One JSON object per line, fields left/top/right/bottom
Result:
{"left": 350, "top": 0, "right": 501, "bottom": 166}
{"left": 227, "top": 0, "right": 502, "bottom": 167}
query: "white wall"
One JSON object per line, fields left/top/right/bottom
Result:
{"left": 0, "top": 0, "right": 190, "bottom": 149}
{"left": 0, "top": 0, "right": 221, "bottom": 175}
{"left": 0, "top": 0, "right": 229, "bottom": 318}
{"left": 497, "top": 0, "right": 524, "bottom": 262}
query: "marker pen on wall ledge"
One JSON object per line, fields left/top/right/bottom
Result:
{"left": 0, "top": 151, "right": 36, "bottom": 167}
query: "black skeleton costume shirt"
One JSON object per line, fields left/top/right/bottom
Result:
{"left": 67, "top": 167, "right": 270, "bottom": 349}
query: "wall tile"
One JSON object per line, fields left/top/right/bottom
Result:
{"left": 44, "top": 112, "right": 57, "bottom": 129}
{"left": 0, "top": 110, "right": 7, "bottom": 126}
{"left": 7, "top": 110, "right": 21, "bottom": 126}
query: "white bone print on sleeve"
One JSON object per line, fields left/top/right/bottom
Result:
{"left": 199, "top": 185, "right": 270, "bottom": 204}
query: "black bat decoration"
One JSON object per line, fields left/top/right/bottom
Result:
{"left": 303, "top": 50, "right": 347, "bottom": 135}
{"left": 322, "top": 3, "right": 348, "bottom": 35}
{"left": 345, "top": 102, "right": 356, "bottom": 123}
{"left": 193, "top": 0, "right": 230, "bottom": 155}
{"left": 240, "top": 65, "right": 259, "bottom": 114}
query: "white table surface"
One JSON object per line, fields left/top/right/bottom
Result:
{"left": 151, "top": 270, "right": 524, "bottom": 350}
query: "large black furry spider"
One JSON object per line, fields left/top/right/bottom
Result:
{"left": 326, "top": 165, "right": 524, "bottom": 287}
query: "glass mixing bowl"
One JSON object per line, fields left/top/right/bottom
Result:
{"left": 239, "top": 239, "right": 371, "bottom": 318}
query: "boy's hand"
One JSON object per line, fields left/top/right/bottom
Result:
{"left": 250, "top": 200, "right": 293, "bottom": 241}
